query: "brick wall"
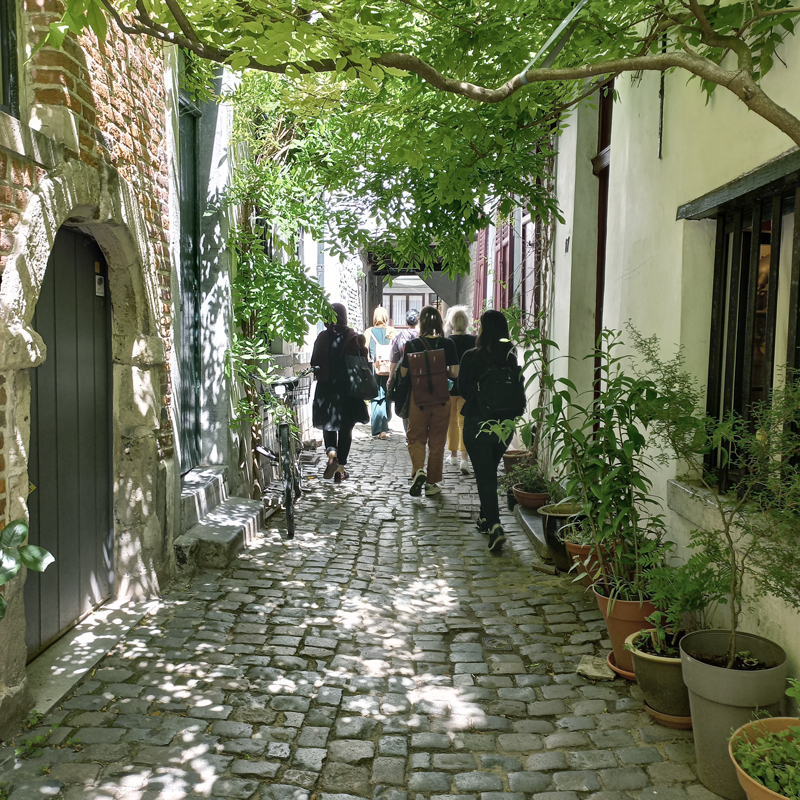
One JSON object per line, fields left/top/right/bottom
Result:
{"left": 0, "top": 0, "right": 176, "bottom": 492}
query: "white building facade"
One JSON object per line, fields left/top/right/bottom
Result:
{"left": 547, "top": 46, "right": 800, "bottom": 673}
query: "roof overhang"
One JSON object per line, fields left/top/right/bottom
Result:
{"left": 677, "top": 148, "right": 800, "bottom": 220}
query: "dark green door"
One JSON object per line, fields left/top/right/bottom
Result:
{"left": 25, "top": 228, "right": 113, "bottom": 660}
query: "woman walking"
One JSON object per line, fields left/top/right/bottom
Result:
{"left": 310, "top": 303, "right": 369, "bottom": 483}
{"left": 445, "top": 306, "right": 477, "bottom": 474}
{"left": 363, "top": 306, "right": 396, "bottom": 439}
{"left": 458, "top": 309, "right": 519, "bottom": 552}
{"left": 400, "top": 306, "right": 459, "bottom": 497}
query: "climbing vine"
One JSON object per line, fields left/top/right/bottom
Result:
{"left": 227, "top": 74, "right": 332, "bottom": 496}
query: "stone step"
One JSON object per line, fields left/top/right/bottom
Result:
{"left": 174, "top": 497, "right": 265, "bottom": 571}
{"left": 514, "top": 505, "right": 551, "bottom": 561}
{"left": 180, "top": 465, "right": 228, "bottom": 534}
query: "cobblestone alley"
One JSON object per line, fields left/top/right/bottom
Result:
{"left": 0, "top": 428, "right": 713, "bottom": 800}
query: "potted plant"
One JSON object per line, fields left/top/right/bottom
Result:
{"left": 502, "top": 449, "right": 529, "bottom": 474}
{"left": 631, "top": 328, "right": 800, "bottom": 800}
{"left": 562, "top": 517, "right": 605, "bottom": 588}
{"left": 539, "top": 330, "right": 676, "bottom": 677}
{"left": 536, "top": 499, "right": 582, "bottom": 572}
{"left": 625, "top": 551, "right": 723, "bottom": 728}
{"left": 502, "top": 461, "right": 551, "bottom": 510}
{"left": 728, "top": 680, "right": 800, "bottom": 800}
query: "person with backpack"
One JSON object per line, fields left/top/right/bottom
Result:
{"left": 445, "top": 306, "right": 477, "bottom": 474}
{"left": 363, "top": 306, "right": 396, "bottom": 439}
{"left": 400, "top": 306, "right": 459, "bottom": 497}
{"left": 458, "top": 309, "right": 527, "bottom": 553}
{"left": 310, "top": 303, "right": 369, "bottom": 483}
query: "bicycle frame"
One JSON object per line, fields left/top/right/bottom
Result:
{"left": 256, "top": 367, "right": 314, "bottom": 539}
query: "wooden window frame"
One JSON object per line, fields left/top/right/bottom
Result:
{"left": 494, "top": 217, "right": 514, "bottom": 310}
{"left": 706, "top": 185, "right": 800, "bottom": 483}
{"left": 387, "top": 293, "right": 426, "bottom": 328}
{"left": 473, "top": 227, "right": 489, "bottom": 319}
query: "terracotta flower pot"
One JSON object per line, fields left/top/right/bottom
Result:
{"left": 593, "top": 587, "right": 656, "bottom": 675}
{"left": 729, "top": 717, "right": 800, "bottom": 800}
{"left": 502, "top": 449, "right": 528, "bottom": 474}
{"left": 512, "top": 484, "right": 549, "bottom": 510}
{"left": 680, "top": 630, "right": 787, "bottom": 800}
{"left": 626, "top": 630, "right": 691, "bottom": 722}
{"left": 565, "top": 540, "right": 606, "bottom": 587}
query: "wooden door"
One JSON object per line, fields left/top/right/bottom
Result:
{"left": 25, "top": 228, "right": 113, "bottom": 660}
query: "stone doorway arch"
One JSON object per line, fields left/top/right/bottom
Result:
{"left": 0, "top": 158, "right": 178, "bottom": 726}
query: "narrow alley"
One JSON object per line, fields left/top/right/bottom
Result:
{"left": 0, "top": 429, "right": 711, "bottom": 800}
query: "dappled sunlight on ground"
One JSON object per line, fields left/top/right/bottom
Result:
{"left": 1, "top": 429, "right": 704, "bottom": 800}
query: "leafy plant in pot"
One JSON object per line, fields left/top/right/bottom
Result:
{"left": 542, "top": 329, "right": 675, "bottom": 677}
{"left": 626, "top": 551, "right": 724, "bottom": 728}
{"left": 728, "top": 679, "right": 800, "bottom": 800}
{"left": 501, "top": 461, "right": 551, "bottom": 510}
{"left": 631, "top": 329, "right": 800, "bottom": 800}
{"left": 561, "top": 516, "right": 605, "bottom": 588}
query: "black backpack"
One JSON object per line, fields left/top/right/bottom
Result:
{"left": 476, "top": 362, "right": 526, "bottom": 420}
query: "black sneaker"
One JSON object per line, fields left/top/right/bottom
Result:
{"left": 476, "top": 517, "right": 490, "bottom": 535}
{"left": 409, "top": 469, "right": 426, "bottom": 497}
{"left": 488, "top": 524, "right": 506, "bottom": 552}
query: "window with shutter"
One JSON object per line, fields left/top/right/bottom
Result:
{"left": 494, "top": 218, "right": 514, "bottom": 309}
{"left": 473, "top": 227, "right": 489, "bottom": 319}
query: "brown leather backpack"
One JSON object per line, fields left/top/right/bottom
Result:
{"left": 408, "top": 338, "right": 450, "bottom": 407}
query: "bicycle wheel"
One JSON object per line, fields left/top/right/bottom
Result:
{"left": 291, "top": 432, "right": 303, "bottom": 502}
{"left": 279, "top": 423, "right": 295, "bottom": 539}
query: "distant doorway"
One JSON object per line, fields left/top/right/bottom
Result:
{"left": 25, "top": 228, "right": 114, "bottom": 660}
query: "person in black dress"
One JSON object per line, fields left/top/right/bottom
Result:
{"left": 310, "top": 303, "right": 369, "bottom": 483}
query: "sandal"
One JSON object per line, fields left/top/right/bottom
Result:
{"left": 334, "top": 467, "right": 349, "bottom": 484}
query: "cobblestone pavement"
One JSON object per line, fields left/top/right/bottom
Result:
{"left": 0, "top": 425, "right": 715, "bottom": 800}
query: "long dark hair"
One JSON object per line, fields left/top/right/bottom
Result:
{"left": 418, "top": 305, "right": 444, "bottom": 337}
{"left": 475, "top": 309, "right": 513, "bottom": 361}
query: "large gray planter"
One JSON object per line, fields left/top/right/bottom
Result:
{"left": 680, "top": 630, "right": 787, "bottom": 800}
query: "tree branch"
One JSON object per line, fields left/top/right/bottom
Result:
{"left": 687, "top": 0, "right": 753, "bottom": 68}
{"left": 162, "top": 0, "right": 203, "bottom": 45}
{"left": 79, "top": 0, "right": 800, "bottom": 149}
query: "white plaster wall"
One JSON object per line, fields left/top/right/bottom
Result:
{"left": 551, "top": 99, "right": 599, "bottom": 398}
{"left": 556, "top": 36, "right": 800, "bottom": 673}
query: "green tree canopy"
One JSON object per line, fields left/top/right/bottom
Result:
{"left": 47, "top": 1, "right": 800, "bottom": 147}
{"left": 42, "top": 1, "right": 800, "bottom": 270}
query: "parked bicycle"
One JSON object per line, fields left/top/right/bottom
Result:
{"left": 255, "top": 367, "right": 314, "bottom": 539}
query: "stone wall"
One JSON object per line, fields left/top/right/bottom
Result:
{"left": 0, "top": 1, "right": 177, "bottom": 736}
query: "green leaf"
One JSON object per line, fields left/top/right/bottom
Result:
{"left": 0, "top": 594, "right": 7, "bottom": 622}
{"left": 86, "top": 0, "right": 107, "bottom": 41}
{"left": 17, "top": 545, "right": 55, "bottom": 573}
{"left": 0, "top": 550, "right": 22, "bottom": 584}
{"left": 0, "top": 520, "right": 28, "bottom": 548}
